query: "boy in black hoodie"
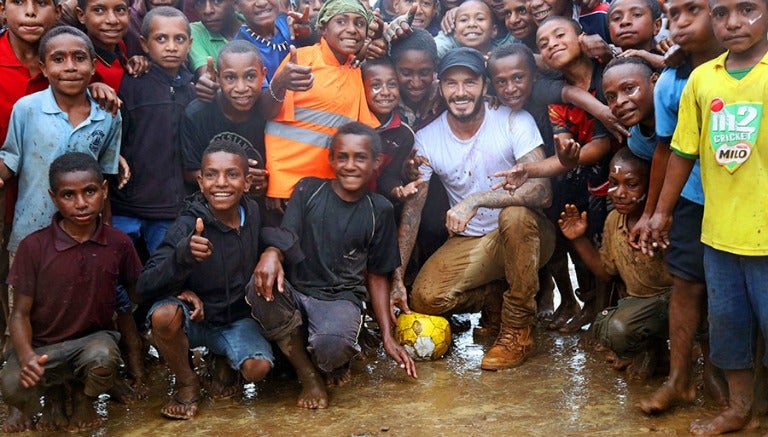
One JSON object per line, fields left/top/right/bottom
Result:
{"left": 137, "top": 140, "right": 273, "bottom": 420}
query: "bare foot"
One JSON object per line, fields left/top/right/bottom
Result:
{"left": 109, "top": 377, "right": 146, "bottom": 404}
{"left": 689, "top": 409, "right": 758, "bottom": 435}
{"left": 546, "top": 301, "right": 580, "bottom": 331}
{"left": 576, "top": 326, "right": 604, "bottom": 352}
{"left": 3, "top": 406, "right": 34, "bottom": 433}
{"left": 297, "top": 370, "right": 328, "bottom": 409}
{"left": 626, "top": 349, "right": 658, "bottom": 382}
{"left": 209, "top": 356, "right": 240, "bottom": 400}
{"left": 535, "top": 276, "right": 555, "bottom": 323}
{"left": 66, "top": 390, "right": 103, "bottom": 432}
{"left": 37, "top": 389, "right": 68, "bottom": 431}
{"left": 605, "top": 351, "right": 632, "bottom": 371}
{"left": 559, "top": 303, "right": 597, "bottom": 334}
{"left": 325, "top": 365, "right": 352, "bottom": 387}
{"left": 703, "top": 364, "right": 729, "bottom": 409}
{"left": 639, "top": 380, "right": 696, "bottom": 415}
{"left": 161, "top": 383, "right": 201, "bottom": 420}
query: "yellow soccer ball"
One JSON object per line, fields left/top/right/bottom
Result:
{"left": 394, "top": 312, "right": 451, "bottom": 360}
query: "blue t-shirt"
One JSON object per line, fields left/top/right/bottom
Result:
{"left": 0, "top": 87, "right": 121, "bottom": 251}
{"left": 627, "top": 124, "right": 656, "bottom": 162}
{"left": 234, "top": 14, "right": 291, "bottom": 82}
{"left": 654, "top": 66, "right": 704, "bottom": 205}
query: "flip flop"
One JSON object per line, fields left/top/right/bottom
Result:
{"left": 161, "top": 391, "right": 201, "bottom": 420}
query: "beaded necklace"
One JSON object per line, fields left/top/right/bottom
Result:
{"left": 243, "top": 25, "right": 290, "bottom": 51}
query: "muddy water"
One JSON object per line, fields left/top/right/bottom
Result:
{"left": 3, "top": 316, "right": 766, "bottom": 436}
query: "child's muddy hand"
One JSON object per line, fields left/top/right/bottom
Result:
{"left": 19, "top": 354, "right": 48, "bottom": 388}
{"left": 579, "top": 33, "right": 613, "bottom": 61}
{"left": 627, "top": 212, "right": 651, "bottom": 250}
{"left": 88, "top": 82, "right": 122, "bottom": 116}
{"left": 254, "top": 248, "right": 285, "bottom": 302}
{"left": 287, "top": 5, "right": 311, "bottom": 40}
{"left": 126, "top": 55, "right": 150, "bottom": 77}
{"left": 248, "top": 161, "right": 268, "bottom": 193}
{"left": 441, "top": 7, "right": 457, "bottom": 34}
{"left": 177, "top": 290, "right": 205, "bottom": 321}
{"left": 276, "top": 46, "right": 314, "bottom": 92}
{"left": 403, "top": 148, "right": 429, "bottom": 182}
{"left": 190, "top": 218, "right": 213, "bottom": 262}
{"left": 365, "top": 38, "right": 388, "bottom": 60}
{"left": 639, "top": 212, "right": 671, "bottom": 256}
{"left": 555, "top": 136, "right": 582, "bottom": 168}
{"left": 392, "top": 179, "right": 423, "bottom": 201}
{"left": 194, "top": 57, "right": 219, "bottom": 103}
{"left": 558, "top": 204, "right": 588, "bottom": 240}
{"left": 384, "top": 338, "right": 417, "bottom": 378}
{"left": 384, "top": 4, "right": 416, "bottom": 43}
{"left": 492, "top": 164, "right": 528, "bottom": 192}
{"left": 117, "top": 155, "right": 131, "bottom": 189}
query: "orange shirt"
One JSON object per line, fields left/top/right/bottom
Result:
{"left": 264, "top": 38, "right": 379, "bottom": 199}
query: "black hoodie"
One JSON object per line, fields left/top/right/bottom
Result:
{"left": 137, "top": 192, "right": 260, "bottom": 326}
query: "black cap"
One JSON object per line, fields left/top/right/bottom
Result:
{"left": 437, "top": 47, "right": 486, "bottom": 79}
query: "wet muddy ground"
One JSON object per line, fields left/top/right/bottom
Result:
{"left": 2, "top": 315, "right": 767, "bottom": 437}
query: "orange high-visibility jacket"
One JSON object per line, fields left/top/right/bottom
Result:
{"left": 265, "top": 39, "right": 379, "bottom": 199}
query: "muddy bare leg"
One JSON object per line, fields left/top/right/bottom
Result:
{"left": 690, "top": 369, "right": 757, "bottom": 435}
{"left": 3, "top": 406, "right": 34, "bottom": 433}
{"left": 151, "top": 304, "right": 201, "bottom": 419}
{"left": 66, "top": 381, "right": 104, "bottom": 432}
{"left": 36, "top": 386, "right": 68, "bottom": 431}
{"left": 640, "top": 277, "right": 704, "bottom": 414}
{"left": 276, "top": 328, "right": 327, "bottom": 409}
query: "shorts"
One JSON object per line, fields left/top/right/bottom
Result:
{"left": 147, "top": 297, "right": 274, "bottom": 370}
{"left": 704, "top": 246, "right": 768, "bottom": 369}
{"left": 592, "top": 292, "right": 669, "bottom": 356}
{"left": 247, "top": 280, "right": 363, "bottom": 373}
{"left": 0, "top": 330, "right": 121, "bottom": 412}
{"left": 666, "top": 198, "right": 705, "bottom": 283}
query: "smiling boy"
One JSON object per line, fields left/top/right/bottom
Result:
{"left": 181, "top": 41, "right": 269, "bottom": 195}
{"left": 139, "top": 140, "right": 274, "bottom": 419}
{"left": 248, "top": 122, "right": 416, "bottom": 410}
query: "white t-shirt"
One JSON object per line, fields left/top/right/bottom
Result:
{"left": 416, "top": 103, "right": 543, "bottom": 236}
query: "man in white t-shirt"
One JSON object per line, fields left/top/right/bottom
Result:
{"left": 390, "top": 47, "right": 556, "bottom": 370}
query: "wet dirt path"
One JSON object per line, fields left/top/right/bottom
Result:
{"left": 2, "top": 315, "right": 766, "bottom": 436}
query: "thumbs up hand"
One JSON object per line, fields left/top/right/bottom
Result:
{"left": 270, "top": 45, "right": 314, "bottom": 99}
{"left": 190, "top": 218, "right": 213, "bottom": 262}
{"left": 194, "top": 56, "right": 220, "bottom": 103}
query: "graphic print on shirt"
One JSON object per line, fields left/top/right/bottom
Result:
{"left": 709, "top": 98, "right": 761, "bottom": 173}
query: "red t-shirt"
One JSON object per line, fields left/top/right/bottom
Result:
{"left": 93, "top": 41, "right": 127, "bottom": 91}
{"left": 8, "top": 216, "right": 142, "bottom": 347}
{"left": 0, "top": 31, "right": 50, "bottom": 225}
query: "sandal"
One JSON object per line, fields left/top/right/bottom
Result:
{"left": 161, "top": 385, "right": 201, "bottom": 420}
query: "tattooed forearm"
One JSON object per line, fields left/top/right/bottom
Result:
{"left": 397, "top": 183, "right": 429, "bottom": 270}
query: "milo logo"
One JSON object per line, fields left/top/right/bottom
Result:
{"left": 709, "top": 99, "right": 762, "bottom": 173}
{"left": 715, "top": 142, "right": 751, "bottom": 167}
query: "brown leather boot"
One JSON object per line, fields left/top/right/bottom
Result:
{"left": 480, "top": 326, "right": 534, "bottom": 370}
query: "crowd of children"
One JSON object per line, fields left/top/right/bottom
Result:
{"left": 0, "top": 0, "right": 766, "bottom": 433}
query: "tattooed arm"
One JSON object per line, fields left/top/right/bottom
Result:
{"left": 389, "top": 183, "right": 430, "bottom": 322}
{"left": 446, "top": 146, "right": 552, "bottom": 234}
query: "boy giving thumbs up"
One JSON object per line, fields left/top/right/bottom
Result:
{"left": 138, "top": 141, "right": 274, "bottom": 420}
